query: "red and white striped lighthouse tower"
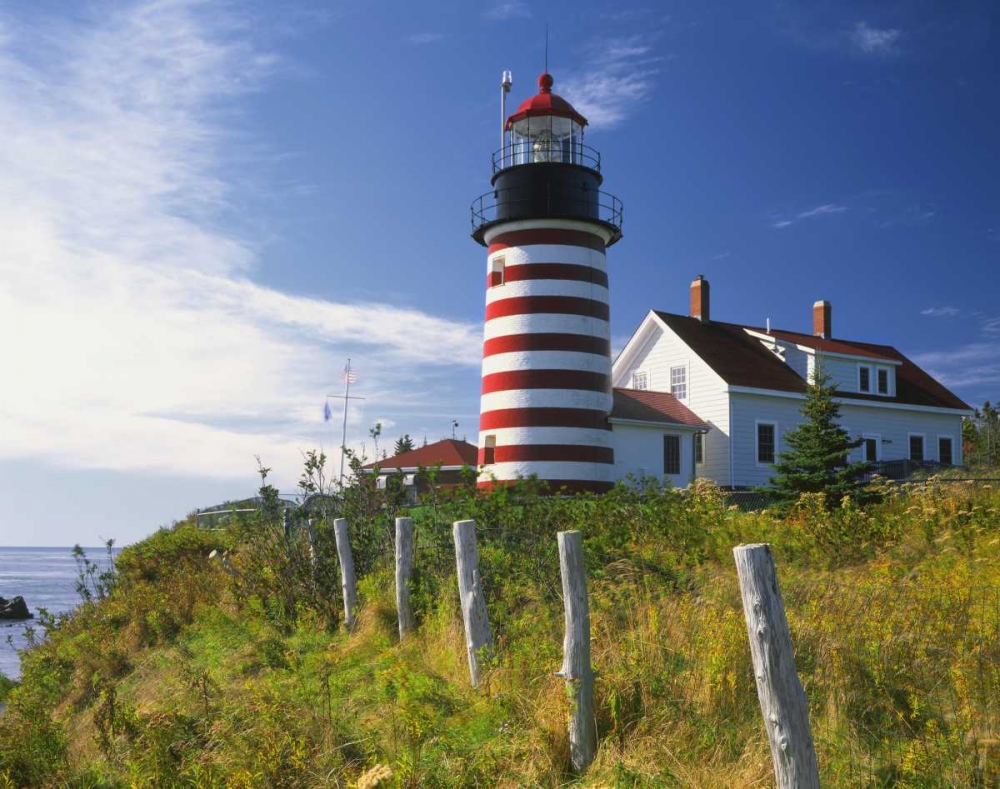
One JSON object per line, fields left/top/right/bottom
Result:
{"left": 471, "top": 72, "right": 624, "bottom": 493}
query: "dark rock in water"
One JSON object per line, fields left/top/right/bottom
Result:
{"left": 0, "top": 596, "right": 32, "bottom": 620}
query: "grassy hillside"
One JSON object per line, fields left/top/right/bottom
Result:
{"left": 2, "top": 479, "right": 999, "bottom": 788}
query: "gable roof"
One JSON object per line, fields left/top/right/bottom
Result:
{"left": 362, "top": 439, "right": 478, "bottom": 471}
{"left": 611, "top": 387, "right": 707, "bottom": 427}
{"left": 653, "top": 312, "right": 971, "bottom": 412}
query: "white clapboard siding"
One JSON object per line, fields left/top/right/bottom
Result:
{"left": 729, "top": 392, "right": 966, "bottom": 487}
{"left": 612, "top": 318, "right": 732, "bottom": 485}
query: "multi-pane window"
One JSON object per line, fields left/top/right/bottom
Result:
{"left": 663, "top": 435, "right": 681, "bottom": 475}
{"left": 670, "top": 366, "right": 687, "bottom": 400}
{"left": 694, "top": 432, "right": 704, "bottom": 465}
{"left": 909, "top": 435, "right": 925, "bottom": 462}
{"left": 859, "top": 366, "right": 871, "bottom": 393}
{"left": 757, "top": 423, "right": 776, "bottom": 464}
{"left": 939, "top": 437, "right": 953, "bottom": 466}
{"left": 632, "top": 371, "right": 649, "bottom": 390}
{"left": 877, "top": 368, "right": 889, "bottom": 395}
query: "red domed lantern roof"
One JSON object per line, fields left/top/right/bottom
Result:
{"left": 504, "top": 73, "right": 588, "bottom": 130}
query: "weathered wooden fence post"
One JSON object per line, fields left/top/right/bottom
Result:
{"left": 395, "top": 517, "right": 415, "bottom": 639}
{"left": 733, "top": 543, "right": 820, "bottom": 789}
{"left": 557, "top": 530, "right": 596, "bottom": 774}
{"left": 453, "top": 519, "right": 492, "bottom": 687}
{"left": 333, "top": 518, "right": 358, "bottom": 631}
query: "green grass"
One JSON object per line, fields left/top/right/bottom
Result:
{"left": 2, "top": 480, "right": 1000, "bottom": 787}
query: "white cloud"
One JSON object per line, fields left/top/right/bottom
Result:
{"left": 851, "top": 21, "right": 902, "bottom": 55}
{"left": 407, "top": 32, "right": 444, "bottom": 45}
{"left": 921, "top": 306, "right": 961, "bottom": 318}
{"left": 797, "top": 203, "right": 848, "bottom": 219}
{"left": 771, "top": 203, "right": 847, "bottom": 229}
{"left": 483, "top": 1, "right": 532, "bottom": 21}
{"left": 911, "top": 343, "right": 1000, "bottom": 393}
{"left": 560, "top": 36, "right": 661, "bottom": 130}
{"left": 0, "top": 1, "right": 480, "bottom": 487}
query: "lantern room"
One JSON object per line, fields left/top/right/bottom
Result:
{"left": 471, "top": 70, "right": 623, "bottom": 247}
{"left": 500, "top": 73, "right": 593, "bottom": 169}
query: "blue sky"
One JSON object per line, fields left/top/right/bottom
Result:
{"left": 1, "top": 0, "right": 997, "bottom": 546}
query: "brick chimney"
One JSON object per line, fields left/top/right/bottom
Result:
{"left": 690, "top": 275, "right": 710, "bottom": 322}
{"left": 813, "top": 300, "right": 832, "bottom": 338}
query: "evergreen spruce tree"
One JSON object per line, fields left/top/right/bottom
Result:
{"left": 769, "top": 367, "right": 874, "bottom": 507}
{"left": 393, "top": 434, "right": 415, "bottom": 455}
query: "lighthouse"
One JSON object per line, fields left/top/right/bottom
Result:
{"left": 471, "top": 72, "right": 624, "bottom": 493}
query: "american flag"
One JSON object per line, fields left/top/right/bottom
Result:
{"left": 342, "top": 361, "right": 357, "bottom": 384}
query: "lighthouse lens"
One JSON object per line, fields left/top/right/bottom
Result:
{"left": 532, "top": 131, "right": 556, "bottom": 163}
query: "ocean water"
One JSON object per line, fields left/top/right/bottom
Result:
{"left": 0, "top": 546, "right": 115, "bottom": 680}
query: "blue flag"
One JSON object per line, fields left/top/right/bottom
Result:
{"left": 323, "top": 401, "right": 332, "bottom": 422}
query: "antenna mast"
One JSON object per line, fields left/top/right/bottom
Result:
{"left": 500, "top": 69, "right": 513, "bottom": 158}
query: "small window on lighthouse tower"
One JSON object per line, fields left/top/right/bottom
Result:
{"left": 489, "top": 257, "right": 505, "bottom": 288}
{"left": 483, "top": 435, "right": 497, "bottom": 465}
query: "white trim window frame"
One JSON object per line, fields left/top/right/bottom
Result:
{"left": 694, "top": 431, "right": 705, "bottom": 466}
{"left": 937, "top": 434, "right": 955, "bottom": 466}
{"left": 908, "top": 432, "right": 926, "bottom": 462}
{"left": 876, "top": 366, "right": 891, "bottom": 396}
{"left": 669, "top": 365, "right": 688, "bottom": 401}
{"left": 756, "top": 420, "right": 778, "bottom": 466}
{"left": 631, "top": 370, "right": 649, "bottom": 391}
{"left": 861, "top": 432, "right": 882, "bottom": 463}
{"left": 858, "top": 364, "right": 873, "bottom": 394}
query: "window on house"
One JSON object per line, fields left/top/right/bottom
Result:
{"left": 939, "top": 437, "right": 953, "bottom": 466}
{"left": 863, "top": 437, "right": 879, "bottom": 463}
{"left": 694, "top": 432, "right": 704, "bottom": 465}
{"left": 489, "top": 257, "right": 505, "bottom": 288}
{"left": 632, "top": 371, "right": 649, "bottom": 391}
{"left": 482, "top": 435, "right": 496, "bottom": 465}
{"left": 670, "top": 366, "right": 687, "bottom": 400}
{"left": 909, "top": 435, "right": 925, "bottom": 462}
{"left": 859, "top": 366, "right": 871, "bottom": 393}
{"left": 663, "top": 435, "right": 681, "bottom": 475}
{"left": 877, "top": 368, "right": 889, "bottom": 395}
{"left": 757, "top": 422, "right": 776, "bottom": 464}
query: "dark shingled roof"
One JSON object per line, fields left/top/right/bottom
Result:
{"left": 611, "top": 388, "right": 707, "bottom": 427}
{"left": 654, "top": 312, "right": 972, "bottom": 412}
{"left": 363, "top": 439, "right": 478, "bottom": 471}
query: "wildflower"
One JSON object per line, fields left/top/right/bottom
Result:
{"left": 358, "top": 764, "right": 394, "bottom": 789}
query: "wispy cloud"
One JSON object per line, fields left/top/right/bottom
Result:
{"left": 0, "top": 1, "right": 480, "bottom": 487}
{"left": 560, "top": 35, "right": 662, "bottom": 130}
{"left": 770, "top": 203, "right": 848, "bottom": 229}
{"left": 851, "top": 21, "right": 902, "bottom": 55}
{"left": 797, "top": 203, "right": 848, "bottom": 219}
{"left": 483, "top": 1, "right": 532, "bottom": 21}
{"left": 921, "top": 306, "right": 961, "bottom": 318}
{"left": 407, "top": 32, "right": 444, "bottom": 45}
{"left": 711, "top": 251, "right": 731, "bottom": 261}
{"left": 911, "top": 343, "right": 1000, "bottom": 394}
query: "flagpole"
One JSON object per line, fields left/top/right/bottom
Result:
{"left": 339, "top": 358, "right": 351, "bottom": 485}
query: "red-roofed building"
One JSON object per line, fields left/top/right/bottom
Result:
{"left": 611, "top": 276, "right": 973, "bottom": 488}
{"left": 362, "top": 439, "right": 477, "bottom": 502}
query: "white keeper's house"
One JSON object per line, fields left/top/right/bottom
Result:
{"left": 610, "top": 275, "right": 974, "bottom": 488}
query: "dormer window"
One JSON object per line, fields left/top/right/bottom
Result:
{"left": 877, "top": 368, "right": 889, "bottom": 395}
{"left": 859, "top": 366, "right": 872, "bottom": 393}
